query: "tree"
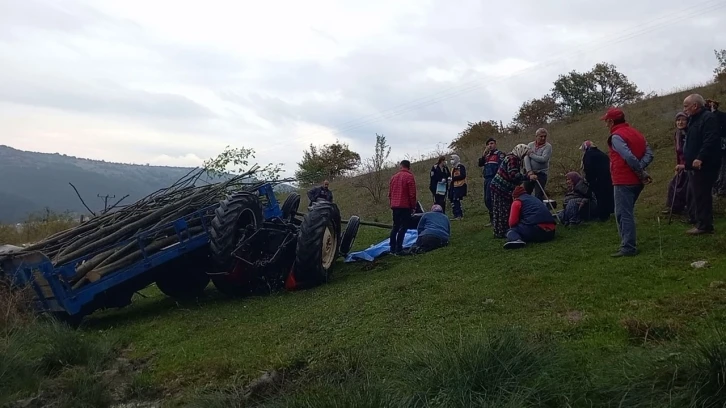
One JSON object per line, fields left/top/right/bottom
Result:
{"left": 354, "top": 133, "right": 392, "bottom": 204}
{"left": 552, "top": 62, "right": 643, "bottom": 116}
{"left": 449, "top": 120, "right": 502, "bottom": 150}
{"left": 714, "top": 49, "right": 726, "bottom": 82}
{"left": 295, "top": 140, "right": 361, "bottom": 185}
{"left": 203, "top": 145, "right": 283, "bottom": 181}
{"left": 512, "top": 94, "right": 561, "bottom": 129}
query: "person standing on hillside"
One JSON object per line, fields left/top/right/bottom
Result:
{"left": 448, "top": 154, "right": 468, "bottom": 220}
{"left": 307, "top": 180, "right": 333, "bottom": 206}
{"left": 524, "top": 128, "right": 553, "bottom": 201}
{"left": 489, "top": 144, "right": 530, "bottom": 238}
{"left": 682, "top": 94, "right": 722, "bottom": 234}
{"left": 602, "top": 107, "right": 654, "bottom": 257}
{"left": 706, "top": 99, "right": 726, "bottom": 197}
{"left": 580, "top": 140, "right": 614, "bottom": 221}
{"left": 388, "top": 160, "right": 417, "bottom": 255}
{"left": 429, "top": 156, "right": 450, "bottom": 213}
{"left": 662, "top": 112, "right": 689, "bottom": 216}
{"left": 478, "top": 138, "right": 505, "bottom": 226}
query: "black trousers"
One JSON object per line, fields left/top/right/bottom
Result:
{"left": 389, "top": 208, "right": 411, "bottom": 253}
{"left": 432, "top": 192, "right": 446, "bottom": 213}
{"left": 688, "top": 169, "right": 718, "bottom": 231}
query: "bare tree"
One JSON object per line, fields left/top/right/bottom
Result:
{"left": 354, "top": 133, "right": 392, "bottom": 204}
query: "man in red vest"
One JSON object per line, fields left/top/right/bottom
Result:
{"left": 602, "top": 107, "right": 654, "bottom": 257}
{"left": 388, "top": 160, "right": 417, "bottom": 255}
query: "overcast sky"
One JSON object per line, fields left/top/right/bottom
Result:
{"left": 1, "top": 0, "right": 725, "bottom": 177}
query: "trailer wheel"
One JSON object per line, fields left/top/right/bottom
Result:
{"left": 209, "top": 192, "right": 263, "bottom": 270}
{"left": 294, "top": 203, "right": 341, "bottom": 284}
{"left": 281, "top": 192, "right": 301, "bottom": 222}
{"left": 339, "top": 216, "right": 360, "bottom": 256}
{"left": 155, "top": 249, "right": 211, "bottom": 301}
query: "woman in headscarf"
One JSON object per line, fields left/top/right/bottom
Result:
{"left": 663, "top": 112, "right": 689, "bottom": 215}
{"left": 489, "top": 144, "right": 529, "bottom": 238}
{"left": 580, "top": 140, "right": 613, "bottom": 221}
{"left": 448, "top": 154, "right": 468, "bottom": 220}
{"left": 557, "top": 171, "right": 596, "bottom": 225}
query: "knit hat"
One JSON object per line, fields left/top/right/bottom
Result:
{"left": 431, "top": 204, "right": 443, "bottom": 212}
{"left": 675, "top": 111, "right": 687, "bottom": 120}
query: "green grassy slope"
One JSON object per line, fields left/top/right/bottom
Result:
{"left": 73, "top": 83, "right": 726, "bottom": 406}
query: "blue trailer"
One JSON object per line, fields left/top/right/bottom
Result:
{"left": 0, "top": 183, "right": 360, "bottom": 326}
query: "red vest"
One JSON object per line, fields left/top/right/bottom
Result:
{"left": 607, "top": 123, "right": 647, "bottom": 185}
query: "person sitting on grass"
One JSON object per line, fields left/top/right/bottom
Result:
{"left": 504, "top": 181, "right": 556, "bottom": 249}
{"left": 400, "top": 204, "right": 450, "bottom": 255}
{"left": 557, "top": 171, "right": 597, "bottom": 226}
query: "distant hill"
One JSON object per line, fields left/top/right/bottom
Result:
{"left": 0, "top": 145, "right": 297, "bottom": 223}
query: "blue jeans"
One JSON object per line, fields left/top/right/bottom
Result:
{"left": 484, "top": 177, "right": 494, "bottom": 221}
{"left": 614, "top": 184, "right": 643, "bottom": 254}
{"left": 506, "top": 224, "right": 555, "bottom": 243}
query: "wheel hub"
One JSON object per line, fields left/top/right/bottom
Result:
{"left": 321, "top": 227, "right": 336, "bottom": 268}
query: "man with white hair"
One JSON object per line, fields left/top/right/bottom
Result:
{"left": 524, "top": 128, "right": 553, "bottom": 201}
{"left": 682, "top": 93, "right": 722, "bottom": 235}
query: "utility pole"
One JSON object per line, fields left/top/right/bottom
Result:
{"left": 97, "top": 194, "right": 116, "bottom": 213}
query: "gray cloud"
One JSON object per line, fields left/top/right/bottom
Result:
{"left": 1, "top": 0, "right": 725, "bottom": 174}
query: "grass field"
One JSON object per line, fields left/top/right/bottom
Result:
{"left": 3, "top": 82, "right": 726, "bottom": 407}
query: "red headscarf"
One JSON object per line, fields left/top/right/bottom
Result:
{"left": 512, "top": 185, "right": 526, "bottom": 199}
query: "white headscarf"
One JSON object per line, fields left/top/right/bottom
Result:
{"left": 450, "top": 154, "right": 461, "bottom": 166}
{"left": 511, "top": 144, "right": 529, "bottom": 159}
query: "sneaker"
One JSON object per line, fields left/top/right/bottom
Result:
{"left": 503, "top": 240, "right": 526, "bottom": 249}
{"left": 686, "top": 227, "right": 714, "bottom": 235}
{"left": 610, "top": 251, "right": 636, "bottom": 258}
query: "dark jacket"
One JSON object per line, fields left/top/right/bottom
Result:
{"left": 429, "top": 164, "right": 451, "bottom": 194}
{"left": 582, "top": 147, "right": 613, "bottom": 219}
{"left": 684, "top": 109, "right": 722, "bottom": 171}
{"left": 478, "top": 150, "right": 505, "bottom": 179}
{"left": 518, "top": 194, "right": 556, "bottom": 225}
{"left": 714, "top": 110, "right": 726, "bottom": 152}
{"left": 307, "top": 186, "right": 333, "bottom": 205}
{"left": 449, "top": 164, "right": 468, "bottom": 199}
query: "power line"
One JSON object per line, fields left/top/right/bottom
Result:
{"left": 298, "top": 0, "right": 725, "bottom": 140}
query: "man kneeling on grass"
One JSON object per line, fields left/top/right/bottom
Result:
{"left": 400, "top": 204, "right": 450, "bottom": 255}
{"left": 504, "top": 181, "right": 556, "bottom": 249}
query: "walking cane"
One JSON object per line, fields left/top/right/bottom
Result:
{"left": 535, "top": 179, "right": 562, "bottom": 224}
{"left": 668, "top": 170, "right": 681, "bottom": 225}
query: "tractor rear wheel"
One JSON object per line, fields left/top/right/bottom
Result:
{"left": 209, "top": 192, "right": 263, "bottom": 296}
{"left": 294, "top": 203, "right": 341, "bottom": 285}
{"left": 155, "top": 248, "right": 211, "bottom": 301}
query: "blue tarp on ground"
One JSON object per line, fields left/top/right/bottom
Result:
{"left": 344, "top": 229, "right": 418, "bottom": 263}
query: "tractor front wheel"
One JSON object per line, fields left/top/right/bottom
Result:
{"left": 293, "top": 203, "right": 341, "bottom": 285}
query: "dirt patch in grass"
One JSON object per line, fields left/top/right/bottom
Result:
{"left": 621, "top": 317, "right": 682, "bottom": 345}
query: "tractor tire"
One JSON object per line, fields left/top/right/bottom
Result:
{"left": 339, "top": 216, "right": 360, "bottom": 256}
{"left": 209, "top": 192, "right": 263, "bottom": 271}
{"left": 281, "top": 192, "right": 301, "bottom": 222}
{"left": 294, "top": 203, "right": 342, "bottom": 285}
{"left": 155, "top": 249, "right": 211, "bottom": 301}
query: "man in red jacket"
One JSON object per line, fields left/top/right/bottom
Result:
{"left": 602, "top": 107, "right": 654, "bottom": 257}
{"left": 388, "top": 160, "right": 417, "bottom": 254}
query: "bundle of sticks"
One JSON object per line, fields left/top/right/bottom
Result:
{"left": 19, "top": 167, "right": 289, "bottom": 289}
